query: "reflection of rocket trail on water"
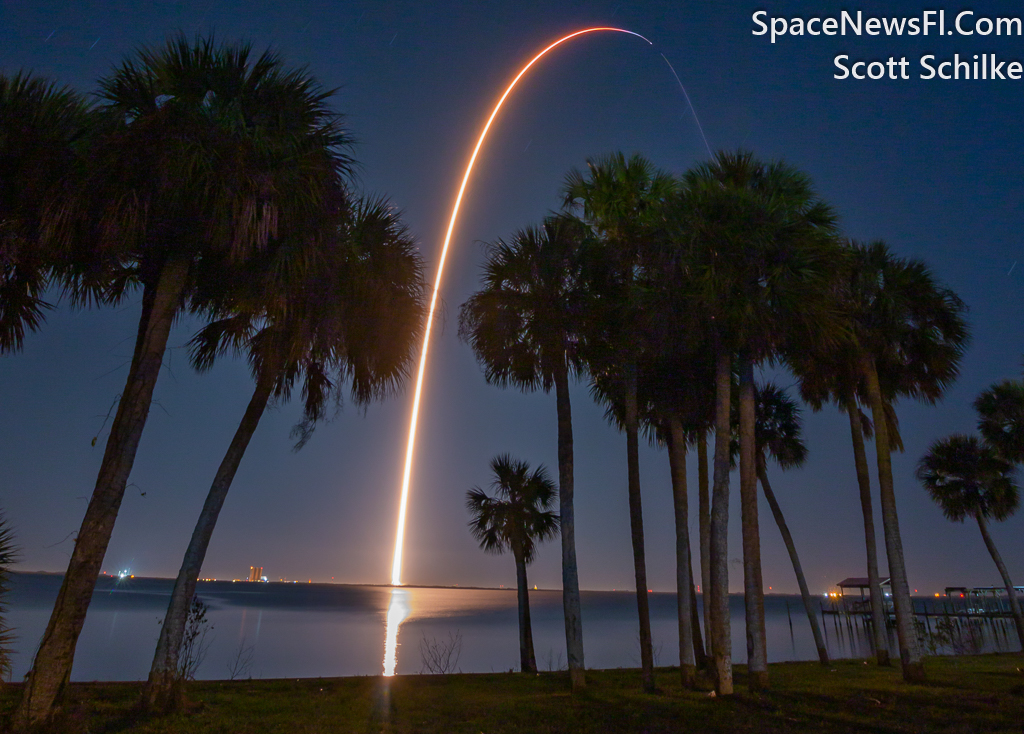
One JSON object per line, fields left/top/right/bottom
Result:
{"left": 389, "top": 27, "right": 652, "bottom": 588}
{"left": 383, "top": 588, "right": 411, "bottom": 676}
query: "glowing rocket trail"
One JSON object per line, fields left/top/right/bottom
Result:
{"left": 660, "top": 53, "right": 713, "bottom": 158}
{"left": 390, "top": 27, "right": 651, "bottom": 586}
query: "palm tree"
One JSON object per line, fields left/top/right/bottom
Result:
{"left": 655, "top": 363, "right": 715, "bottom": 688}
{"left": 917, "top": 435, "right": 1024, "bottom": 649}
{"left": 678, "top": 151, "right": 843, "bottom": 693}
{"left": 0, "top": 512, "right": 16, "bottom": 685}
{"left": 976, "top": 379, "right": 1024, "bottom": 463}
{"left": 847, "top": 241, "right": 968, "bottom": 683}
{"left": 458, "top": 214, "right": 590, "bottom": 690}
{"left": 750, "top": 383, "right": 829, "bottom": 665}
{"left": 467, "top": 456, "right": 559, "bottom": 673}
{"left": 590, "top": 352, "right": 713, "bottom": 688}
{"left": 14, "top": 37, "right": 353, "bottom": 729}
{"left": 795, "top": 337, "right": 893, "bottom": 666}
{"left": 0, "top": 73, "right": 88, "bottom": 352}
{"left": 563, "top": 152, "right": 675, "bottom": 693}
{"left": 143, "top": 197, "right": 424, "bottom": 710}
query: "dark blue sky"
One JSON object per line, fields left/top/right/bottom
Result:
{"left": 2, "top": 0, "right": 1022, "bottom": 595}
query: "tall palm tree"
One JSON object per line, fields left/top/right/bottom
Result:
{"left": 590, "top": 352, "right": 713, "bottom": 689}
{"left": 678, "top": 151, "right": 843, "bottom": 693}
{"left": 14, "top": 37, "right": 353, "bottom": 729}
{"left": 750, "top": 383, "right": 829, "bottom": 665}
{"left": 467, "top": 456, "right": 559, "bottom": 673}
{"left": 654, "top": 360, "right": 715, "bottom": 688}
{"left": 563, "top": 152, "right": 675, "bottom": 693}
{"left": 0, "top": 73, "right": 88, "bottom": 352}
{"left": 795, "top": 337, "right": 893, "bottom": 666}
{"left": 847, "top": 241, "right": 968, "bottom": 683}
{"left": 458, "top": 214, "right": 590, "bottom": 690}
{"left": 917, "top": 435, "right": 1024, "bottom": 649}
{"left": 143, "top": 197, "right": 424, "bottom": 710}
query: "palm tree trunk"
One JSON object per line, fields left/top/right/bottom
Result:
{"left": 514, "top": 549, "right": 538, "bottom": 673}
{"left": 624, "top": 364, "right": 654, "bottom": 692}
{"left": 143, "top": 371, "right": 276, "bottom": 711}
{"left": 757, "top": 454, "right": 828, "bottom": 665}
{"left": 976, "top": 515, "right": 1024, "bottom": 650}
{"left": 738, "top": 359, "right": 768, "bottom": 690}
{"left": 690, "top": 575, "right": 707, "bottom": 670}
{"left": 844, "top": 395, "right": 890, "bottom": 666}
{"left": 861, "top": 354, "right": 925, "bottom": 682}
{"left": 668, "top": 416, "right": 695, "bottom": 688}
{"left": 698, "top": 430, "right": 712, "bottom": 661}
{"left": 553, "top": 363, "right": 585, "bottom": 690}
{"left": 14, "top": 257, "right": 190, "bottom": 730}
{"left": 710, "top": 347, "right": 733, "bottom": 695}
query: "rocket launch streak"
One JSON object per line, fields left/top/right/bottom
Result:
{"left": 390, "top": 28, "right": 651, "bottom": 586}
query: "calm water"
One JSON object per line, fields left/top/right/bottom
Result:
{"left": 4, "top": 573, "right": 1014, "bottom": 682}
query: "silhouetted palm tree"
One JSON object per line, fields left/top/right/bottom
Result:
{"left": 143, "top": 197, "right": 424, "bottom": 710}
{"left": 750, "top": 383, "right": 829, "bottom": 665}
{"left": 795, "top": 332, "right": 894, "bottom": 666}
{"left": 0, "top": 73, "right": 88, "bottom": 352}
{"left": 679, "top": 151, "right": 843, "bottom": 693}
{"left": 15, "top": 37, "right": 353, "bottom": 729}
{"left": 846, "top": 241, "right": 968, "bottom": 683}
{"left": 590, "top": 352, "right": 714, "bottom": 688}
{"left": 652, "top": 360, "right": 716, "bottom": 687}
{"left": 563, "top": 152, "right": 675, "bottom": 693}
{"left": 458, "top": 214, "right": 591, "bottom": 690}
{"left": 976, "top": 379, "right": 1024, "bottom": 464}
{"left": 917, "top": 434, "right": 1024, "bottom": 649}
{"left": 467, "top": 456, "right": 559, "bottom": 673}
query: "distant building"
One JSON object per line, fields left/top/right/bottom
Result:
{"left": 249, "top": 566, "right": 263, "bottom": 582}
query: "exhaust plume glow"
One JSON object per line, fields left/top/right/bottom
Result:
{"left": 390, "top": 27, "right": 651, "bottom": 586}
{"left": 383, "top": 588, "right": 411, "bottom": 676}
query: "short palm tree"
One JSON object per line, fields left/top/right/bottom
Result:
{"left": 976, "top": 379, "right": 1024, "bottom": 463}
{"left": 459, "top": 213, "right": 591, "bottom": 690}
{"left": 0, "top": 73, "right": 88, "bottom": 352}
{"left": 846, "top": 241, "right": 968, "bottom": 683}
{"left": 15, "top": 37, "right": 353, "bottom": 730}
{"left": 917, "top": 434, "right": 1024, "bottom": 649}
{"left": 467, "top": 456, "right": 559, "bottom": 673}
{"left": 143, "top": 197, "right": 424, "bottom": 710}
{"left": 563, "top": 152, "right": 675, "bottom": 693}
{"left": 750, "top": 383, "right": 829, "bottom": 665}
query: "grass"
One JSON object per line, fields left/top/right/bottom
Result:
{"left": 1, "top": 655, "right": 1023, "bottom": 733}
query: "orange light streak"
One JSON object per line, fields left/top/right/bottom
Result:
{"left": 390, "top": 27, "right": 651, "bottom": 586}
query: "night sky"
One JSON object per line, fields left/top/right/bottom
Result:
{"left": 2, "top": 0, "right": 1022, "bottom": 596}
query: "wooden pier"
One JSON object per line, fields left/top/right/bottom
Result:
{"left": 816, "top": 578, "right": 1021, "bottom": 656}
{"left": 820, "top": 578, "right": 1024, "bottom": 622}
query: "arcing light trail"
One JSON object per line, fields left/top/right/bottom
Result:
{"left": 660, "top": 53, "right": 713, "bottom": 158}
{"left": 390, "top": 27, "right": 652, "bottom": 587}
{"left": 389, "top": 27, "right": 712, "bottom": 588}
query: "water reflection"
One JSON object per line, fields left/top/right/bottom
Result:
{"left": 8, "top": 574, "right": 1019, "bottom": 682}
{"left": 382, "top": 587, "right": 410, "bottom": 676}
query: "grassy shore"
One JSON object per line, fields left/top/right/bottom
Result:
{"left": 2, "top": 655, "right": 1023, "bottom": 733}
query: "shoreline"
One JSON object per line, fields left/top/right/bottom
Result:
{"left": 2, "top": 655, "right": 1021, "bottom": 733}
